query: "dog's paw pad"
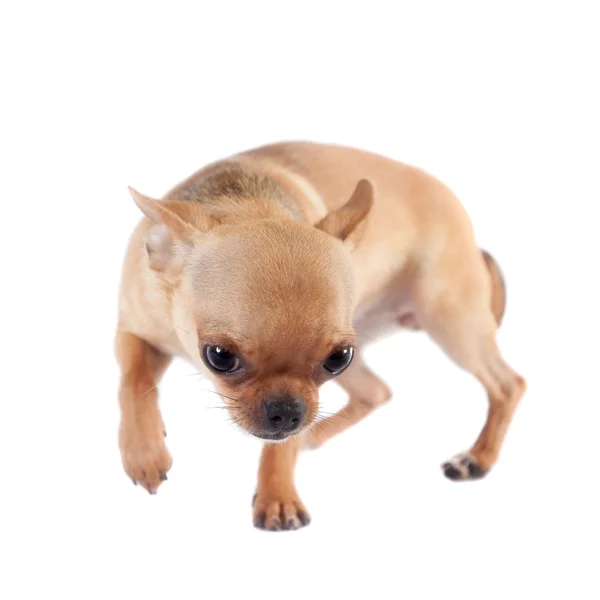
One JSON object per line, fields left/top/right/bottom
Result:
{"left": 442, "top": 464, "right": 463, "bottom": 480}
{"left": 442, "top": 453, "right": 489, "bottom": 481}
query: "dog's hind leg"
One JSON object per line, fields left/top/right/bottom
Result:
{"left": 303, "top": 355, "right": 392, "bottom": 450}
{"left": 414, "top": 252, "right": 526, "bottom": 480}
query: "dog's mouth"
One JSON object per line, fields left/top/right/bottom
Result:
{"left": 253, "top": 431, "right": 291, "bottom": 442}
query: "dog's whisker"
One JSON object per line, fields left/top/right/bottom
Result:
{"left": 180, "top": 371, "right": 206, "bottom": 379}
{"left": 228, "top": 412, "right": 247, "bottom": 421}
{"left": 200, "top": 388, "right": 248, "bottom": 405}
{"left": 226, "top": 329, "right": 250, "bottom": 341}
{"left": 175, "top": 324, "right": 195, "bottom": 338}
{"left": 312, "top": 420, "right": 328, "bottom": 437}
{"left": 316, "top": 416, "right": 345, "bottom": 431}
{"left": 226, "top": 417, "right": 248, "bottom": 433}
{"left": 331, "top": 329, "right": 372, "bottom": 342}
{"left": 141, "top": 384, "right": 159, "bottom": 399}
{"left": 316, "top": 410, "right": 350, "bottom": 421}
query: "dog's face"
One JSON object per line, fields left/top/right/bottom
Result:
{"left": 130, "top": 180, "right": 373, "bottom": 441}
{"left": 185, "top": 220, "right": 358, "bottom": 440}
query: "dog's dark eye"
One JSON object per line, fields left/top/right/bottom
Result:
{"left": 323, "top": 347, "right": 354, "bottom": 375}
{"left": 204, "top": 345, "right": 241, "bottom": 373}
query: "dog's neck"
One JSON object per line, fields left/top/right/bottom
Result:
{"left": 164, "top": 160, "right": 308, "bottom": 225}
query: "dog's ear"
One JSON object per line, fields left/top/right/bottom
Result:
{"left": 315, "top": 179, "right": 374, "bottom": 248}
{"left": 128, "top": 187, "right": 215, "bottom": 271}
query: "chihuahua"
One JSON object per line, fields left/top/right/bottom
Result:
{"left": 116, "top": 141, "right": 526, "bottom": 530}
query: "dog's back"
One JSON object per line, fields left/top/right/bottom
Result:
{"left": 234, "top": 142, "right": 482, "bottom": 307}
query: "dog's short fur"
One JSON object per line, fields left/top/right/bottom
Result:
{"left": 116, "top": 141, "right": 526, "bottom": 530}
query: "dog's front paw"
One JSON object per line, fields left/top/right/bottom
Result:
{"left": 119, "top": 420, "right": 172, "bottom": 494}
{"left": 252, "top": 487, "right": 311, "bottom": 531}
{"left": 442, "top": 452, "right": 489, "bottom": 481}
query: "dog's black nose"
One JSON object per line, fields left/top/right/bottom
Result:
{"left": 264, "top": 398, "right": 306, "bottom": 433}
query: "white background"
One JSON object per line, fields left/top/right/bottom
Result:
{"left": 2, "top": 2, "right": 599, "bottom": 599}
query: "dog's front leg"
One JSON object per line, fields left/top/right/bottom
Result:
{"left": 303, "top": 355, "right": 392, "bottom": 450}
{"left": 252, "top": 437, "right": 310, "bottom": 531}
{"left": 116, "top": 330, "right": 173, "bottom": 494}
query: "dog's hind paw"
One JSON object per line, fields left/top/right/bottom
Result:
{"left": 442, "top": 453, "right": 489, "bottom": 481}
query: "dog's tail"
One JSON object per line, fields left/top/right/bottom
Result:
{"left": 481, "top": 249, "right": 506, "bottom": 326}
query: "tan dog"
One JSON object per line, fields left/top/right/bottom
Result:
{"left": 116, "top": 141, "right": 526, "bottom": 530}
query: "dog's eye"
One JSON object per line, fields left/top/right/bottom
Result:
{"left": 323, "top": 347, "right": 354, "bottom": 375}
{"left": 204, "top": 345, "right": 241, "bottom": 373}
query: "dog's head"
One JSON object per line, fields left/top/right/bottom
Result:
{"left": 129, "top": 179, "right": 373, "bottom": 441}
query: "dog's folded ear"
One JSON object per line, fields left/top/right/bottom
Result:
{"left": 315, "top": 178, "right": 374, "bottom": 248}
{"left": 128, "top": 187, "right": 215, "bottom": 271}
